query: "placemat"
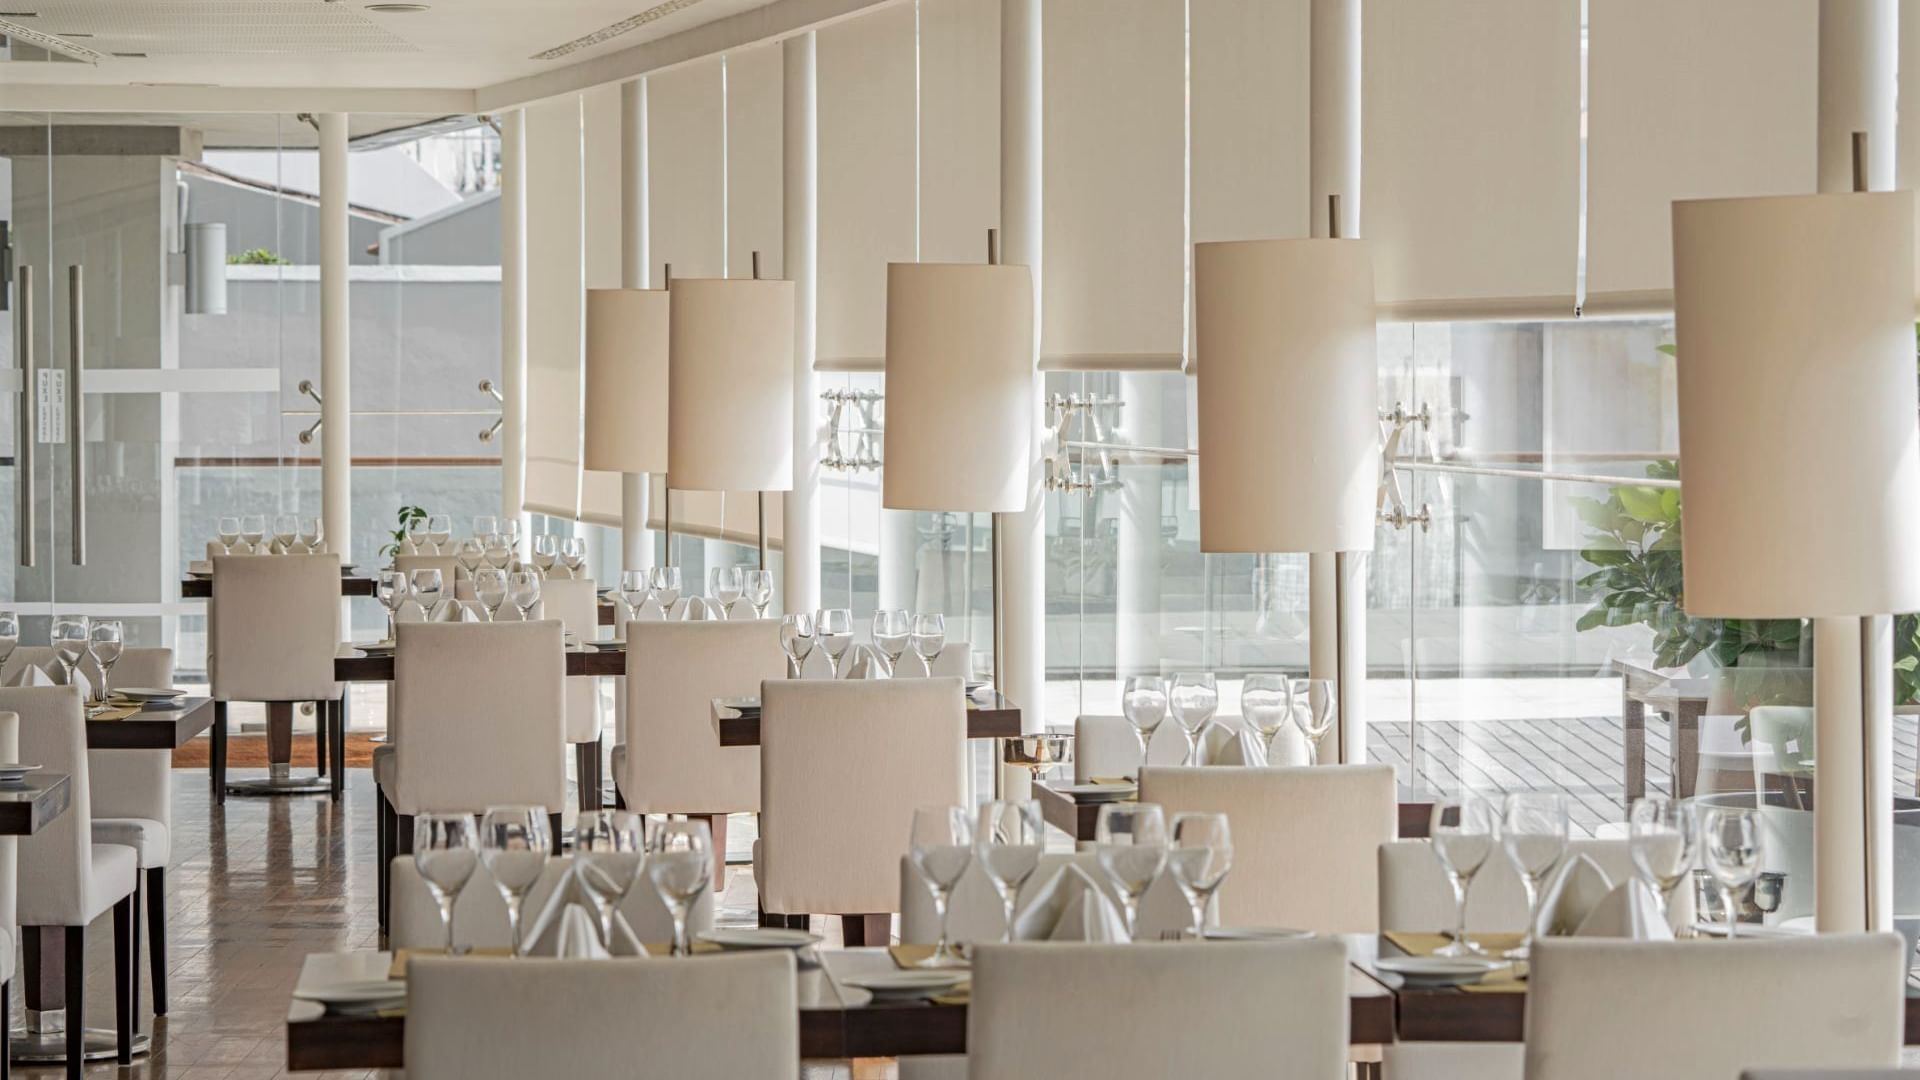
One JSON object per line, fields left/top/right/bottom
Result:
{"left": 89, "top": 703, "right": 144, "bottom": 722}
{"left": 388, "top": 947, "right": 514, "bottom": 979}
{"left": 889, "top": 943, "right": 970, "bottom": 969}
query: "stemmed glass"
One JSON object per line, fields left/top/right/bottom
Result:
{"left": 910, "top": 614, "right": 945, "bottom": 676}
{"left": 619, "top": 570, "right": 653, "bottom": 624}
{"left": 1629, "top": 796, "right": 1699, "bottom": 936}
{"left": 1168, "top": 812, "right": 1234, "bottom": 938}
{"left": 473, "top": 514, "right": 499, "bottom": 540}
{"left": 216, "top": 515, "right": 241, "bottom": 553}
{"left": 88, "top": 620, "right": 124, "bottom": 706}
{"left": 298, "top": 517, "right": 324, "bottom": 553}
{"left": 1501, "top": 792, "right": 1569, "bottom": 958}
{"left": 1241, "top": 673, "right": 1296, "bottom": 767}
{"left": 651, "top": 566, "right": 682, "bottom": 618}
{"left": 1702, "top": 806, "right": 1764, "bottom": 940}
{"left": 815, "top": 608, "right": 853, "bottom": 677}
{"left": 378, "top": 570, "right": 408, "bottom": 640}
{"left": 1121, "top": 675, "right": 1168, "bottom": 780}
{"left": 1095, "top": 803, "right": 1168, "bottom": 940}
{"left": 710, "top": 567, "right": 743, "bottom": 619}
{"left": 480, "top": 806, "right": 550, "bottom": 956}
{"left": 507, "top": 570, "right": 542, "bottom": 621}
{"left": 1169, "top": 672, "right": 1218, "bottom": 766}
{"left": 504, "top": 517, "right": 523, "bottom": 553}
{"left": 531, "top": 535, "right": 558, "bottom": 576}
{"left": 908, "top": 805, "right": 974, "bottom": 968}
{"left": 975, "top": 801, "right": 1044, "bottom": 943}
{"left": 482, "top": 533, "right": 513, "bottom": 572}
{"left": 272, "top": 513, "right": 299, "bottom": 553}
{"left": 779, "top": 613, "right": 815, "bottom": 678}
{"left": 0, "top": 612, "right": 19, "bottom": 670}
{"left": 871, "top": 609, "right": 911, "bottom": 676}
{"left": 743, "top": 569, "right": 774, "bottom": 619}
{"left": 1293, "top": 678, "right": 1337, "bottom": 765}
{"left": 415, "top": 813, "right": 480, "bottom": 955}
{"left": 575, "top": 810, "right": 647, "bottom": 950}
{"left": 405, "top": 515, "right": 430, "bottom": 553}
{"left": 410, "top": 569, "right": 446, "bottom": 621}
{"left": 426, "top": 514, "right": 453, "bottom": 552}
{"left": 456, "top": 538, "right": 485, "bottom": 578}
{"left": 239, "top": 514, "right": 266, "bottom": 553}
{"left": 473, "top": 567, "right": 509, "bottom": 621}
{"left": 50, "top": 617, "right": 89, "bottom": 688}
{"left": 560, "top": 537, "right": 587, "bottom": 579}
{"left": 1430, "top": 795, "right": 1498, "bottom": 956}
{"left": 646, "top": 818, "right": 714, "bottom": 956}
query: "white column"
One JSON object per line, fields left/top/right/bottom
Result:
{"left": 783, "top": 35, "right": 822, "bottom": 617}
{"left": 1308, "top": 0, "right": 1366, "bottom": 762}
{"left": 319, "top": 113, "right": 352, "bottom": 563}
{"left": 620, "top": 80, "right": 657, "bottom": 575}
{"left": 879, "top": 510, "right": 920, "bottom": 613}
{"left": 1814, "top": 0, "right": 1897, "bottom": 934}
{"left": 501, "top": 111, "right": 529, "bottom": 533}
{"left": 1001, "top": 0, "right": 1046, "bottom": 797}
{"left": 1114, "top": 372, "right": 1164, "bottom": 678}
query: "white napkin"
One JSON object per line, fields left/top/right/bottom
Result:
{"left": 4, "top": 664, "right": 55, "bottom": 688}
{"left": 967, "top": 682, "right": 997, "bottom": 704}
{"left": 1532, "top": 854, "right": 1614, "bottom": 939}
{"left": 1012, "top": 865, "right": 1130, "bottom": 943}
{"left": 1573, "top": 879, "right": 1674, "bottom": 941}
{"left": 428, "top": 602, "right": 481, "bottom": 623}
{"left": 520, "top": 863, "right": 645, "bottom": 958}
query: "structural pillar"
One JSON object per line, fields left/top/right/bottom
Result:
{"left": 318, "top": 113, "right": 352, "bottom": 563}
{"left": 783, "top": 34, "right": 822, "bottom": 617}
{"left": 1114, "top": 372, "right": 1164, "bottom": 679}
{"left": 620, "top": 80, "right": 657, "bottom": 574}
{"left": 501, "top": 110, "right": 529, "bottom": 532}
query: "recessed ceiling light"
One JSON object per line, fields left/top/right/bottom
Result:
{"left": 365, "top": 3, "right": 430, "bottom": 11}
{"left": 54, "top": 30, "right": 89, "bottom": 36}
{"left": 531, "top": 0, "right": 704, "bottom": 60}
{"left": 111, "top": 51, "right": 145, "bottom": 57}
{"left": 0, "top": 12, "right": 40, "bottom": 17}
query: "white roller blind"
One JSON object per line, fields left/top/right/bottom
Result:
{"left": 1901, "top": 0, "right": 1920, "bottom": 190}
{"left": 523, "top": 95, "right": 584, "bottom": 520}
{"left": 727, "top": 43, "right": 785, "bottom": 280}
{"left": 817, "top": 4, "right": 918, "bottom": 371}
{"left": 1584, "top": 0, "right": 1815, "bottom": 313}
{"left": 647, "top": 481, "right": 786, "bottom": 549}
{"left": 649, "top": 58, "right": 726, "bottom": 280}
{"left": 579, "top": 83, "right": 628, "bottom": 528}
{"left": 920, "top": 0, "right": 1000, "bottom": 264}
{"left": 1042, "top": 0, "right": 1185, "bottom": 368}
{"left": 1363, "top": 0, "right": 1580, "bottom": 320}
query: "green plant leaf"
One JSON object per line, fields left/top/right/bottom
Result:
{"left": 1576, "top": 607, "right": 1608, "bottom": 632}
{"left": 1617, "top": 486, "right": 1669, "bottom": 523}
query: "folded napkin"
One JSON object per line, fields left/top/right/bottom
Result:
{"left": 428, "top": 601, "right": 482, "bottom": 623}
{"left": 968, "top": 682, "right": 997, "bottom": 704}
{"left": 1573, "top": 879, "right": 1673, "bottom": 941}
{"left": 1532, "top": 854, "right": 1614, "bottom": 939}
{"left": 1012, "top": 865, "right": 1129, "bottom": 942}
{"left": 519, "top": 862, "right": 645, "bottom": 958}
{"left": 4, "top": 664, "right": 55, "bottom": 688}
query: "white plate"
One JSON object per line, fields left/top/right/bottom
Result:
{"left": 0, "top": 764, "right": 42, "bottom": 782}
{"left": 1203, "top": 926, "right": 1312, "bottom": 942}
{"left": 110, "top": 698, "right": 181, "bottom": 712}
{"left": 357, "top": 642, "right": 397, "bottom": 656}
{"left": 596, "top": 639, "right": 626, "bottom": 649}
{"left": 840, "top": 971, "right": 968, "bottom": 1000}
{"left": 113, "top": 687, "right": 186, "bottom": 701}
{"left": 1373, "top": 956, "right": 1508, "bottom": 987}
{"left": 1053, "top": 783, "right": 1136, "bottom": 803}
{"left": 696, "top": 928, "right": 823, "bottom": 951}
{"left": 292, "top": 979, "right": 407, "bottom": 1008}
{"left": 1693, "top": 921, "right": 1808, "bottom": 940}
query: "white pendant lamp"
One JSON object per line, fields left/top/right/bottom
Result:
{"left": 583, "top": 288, "right": 670, "bottom": 475}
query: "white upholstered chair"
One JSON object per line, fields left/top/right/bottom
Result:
{"left": 1525, "top": 935, "right": 1903, "bottom": 1080}
{"left": 757, "top": 678, "right": 967, "bottom": 945}
{"left": 1137, "top": 763, "right": 1396, "bottom": 931}
{"left": 388, "top": 854, "right": 715, "bottom": 950}
{"left": 967, "top": 940, "right": 1348, "bottom": 1080}
{"left": 209, "top": 553, "right": 345, "bottom": 802}
{"left": 405, "top": 952, "right": 798, "bottom": 1080}
{"left": 5, "top": 686, "right": 138, "bottom": 1075}
{"left": 535, "top": 576, "right": 605, "bottom": 810}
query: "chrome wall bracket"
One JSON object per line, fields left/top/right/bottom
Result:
{"left": 1044, "top": 392, "right": 1122, "bottom": 493}
{"left": 821, "top": 388, "right": 882, "bottom": 471}
{"left": 296, "top": 380, "right": 324, "bottom": 445}
{"left": 477, "top": 379, "right": 505, "bottom": 443}
{"left": 1377, "top": 400, "right": 1434, "bottom": 532}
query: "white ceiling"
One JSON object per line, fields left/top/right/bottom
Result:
{"left": 0, "top": 110, "right": 450, "bottom": 148}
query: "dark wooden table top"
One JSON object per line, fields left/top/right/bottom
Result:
{"left": 1035, "top": 780, "right": 1437, "bottom": 842}
{"left": 182, "top": 574, "right": 378, "bottom": 599}
{"left": 88, "top": 696, "right": 216, "bottom": 750}
{"left": 0, "top": 772, "right": 70, "bottom": 835}
{"left": 333, "top": 642, "right": 626, "bottom": 682}
{"left": 711, "top": 691, "right": 1024, "bottom": 747}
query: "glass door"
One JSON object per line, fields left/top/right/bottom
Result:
{"left": 1, "top": 118, "right": 61, "bottom": 637}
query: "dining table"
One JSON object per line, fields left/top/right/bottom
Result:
{"left": 334, "top": 641, "right": 628, "bottom": 681}
{"left": 709, "top": 692, "right": 1024, "bottom": 747}
{"left": 179, "top": 573, "right": 379, "bottom": 599}
{"left": 1033, "top": 779, "right": 1440, "bottom": 843}
{"left": 0, "top": 772, "right": 71, "bottom": 836}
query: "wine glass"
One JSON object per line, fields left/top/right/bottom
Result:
{"left": 0, "top": 611, "right": 19, "bottom": 670}
{"left": 909, "top": 613, "right": 945, "bottom": 676}
{"left": 560, "top": 537, "right": 587, "bottom": 579}
{"left": 473, "top": 514, "right": 499, "bottom": 540}
{"left": 574, "top": 810, "right": 646, "bottom": 949}
{"left": 779, "top": 613, "right": 815, "bottom": 678}
{"left": 871, "top": 609, "right": 910, "bottom": 676}
{"left": 414, "top": 813, "right": 480, "bottom": 955}
{"left": 619, "top": 570, "right": 653, "bottom": 623}
{"left": 50, "top": 617, "right": 89, "bottom": 688}
{"left": 531, "top": 535, "right": 558, "bottom": 576}
{"left": 814, "top": 608, "right": 853, "bottom": 678}
{"left": 1240, "top": 673, "right": 1296, "bottom": 767}
{"left": 405, "top": 514, "right": 429, "bottom": 553}
{"left": 1121, "top": 675, "right": 1168, "bottom": 780}
{"left": 1293, "top": 678, "right": 1337, "bottom": 765}
{"left": 298, "top": 517, "right": 324, "bottom": 552}
{"left": 239, "top": 513, "right": 266, "bottom": 552}
{"left": 507, "top": 570, "right": 542, "bottom": 621}
{"left": 480, "top": 806, "right": 550, "bottom": 956}
{"left": 87, "top": 620, "right": 124, "bottom": 706}
{"left": 482, "top": 532, "right": 513, "bottom": 571}
{"left": 709, "top": 566, "right": 744, "bottom": 619}
{"left": 1095, "top": 803, "right": 1168, "bottom": 939}
{"left": 504, "top": 516, "right": 522, "bottom": 550}
{"left": 426, "top": 513, "right": 453, "bottom": 552}
{"left": 743, "top": 569, "right": 774, "bottom": 619}
{"left": 1430, "top": 795, "right": 1498, "bottom": 957}
{"left": 1501, "top": 792, "right": 1569, "bottom": 958}
{"left": 1629, "top": 796, "right": 1699, "bottom": 936}
{"left": 1168, "top": 672, "right": 1218, "bottom": 766}
{"left": 216, "top": 515, "right": 241, "bottom": 553}
{"left": 473, "top": 567, "right": 509, "bottom": 621}
{"left": 410, "top": 569, "right": 445, "bottom": 621}
{"left": 1168, "top": 812, "right": 1234, "bottom": 938}
{"left": 908, "top": 805, "right": 974, "bottom": 968}
{"left": 651, "top": 566, "right": 682, "bottom": 618}
{"left": 1702, "top": 806, "right": 1764, "bottom": 940}
{"left": 646, "top": 818, "right": 714, "bottom": 956}
{"left": 272, "top": 513, "right": 298, "bottom": 553}
{"left": 455, "top": 537, "right": 485, "bottom": 577}
{"left": 975, "top": 801, "right": 1044, "bottom": 943}
{"left": 378, "top": 570, "right": 408, "bottom": 640}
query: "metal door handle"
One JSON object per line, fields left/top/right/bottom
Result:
{"left": 15, "top": 265, "right": 31, "bottom": 569}
{"left": 67, "top": 264, "right": 83, "bottom": 566}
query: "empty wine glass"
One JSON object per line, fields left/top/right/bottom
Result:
{"left": 651, "top": 566, "right": 682, "bottom": 617}
{"left": 1293, "top": 678, "right": 1336, "bottom": 765}
{"left": 1703, "top": 806, "right": 1764, "bottom": 940}
{"left": 531, "top": 535, "right": 558, "bottom": 576}
{"left": 378, "top": 570, "right": 408, "bottom": 640}
{"left": 710, "top": 566, "right": 743, "bottom": 619}
{"left": 1430, "top": 795, "right": 1498, "bottom": 957}
{"left": 1169, "top": 672, "right": 1218, "bottom": 766}
{"left": 272, "top": 513, "right": 299, "bottom": 553}
{"left": 1240, "top": 673, "right": 1296, "bottom": 767}
{"left": 975, "top": 801, "right": 1044, "bottom": 943}
{"left": 50, "top": 617, "right": 89, "bottom": 687}
{"left": 619, "top": 569, "right": 653, "bottom": 623}
{"left": 1095, "top": 803, "right": 1168, "bottom": 939}
{"left": 239, "top": 513, "right": 266, "bottom": 552}
{"left": 909, "top": 613, "right": 945, "bottom": 676}
{"left": 426, "top": 513, "right": 453, "bottom": 552}
{"left": 872, "top": 609, "right": 910, "bottom": 676}
{"left": 88, "top": 620, "right": 124, "bottom": 705}
{"left": 1168, "top": 811, "right": 1234, "bottom": 938}
{"left": 779, "top": 613, "right": 815, "bottom": 677}
{"left": 455, "top": 537, "right": 485, "bottom": 577}
{"left": 647, "top": 818, "right": 714, "bottom": 956}
{"left": 1121, "top": 675, "right": 1168, "bottom": 780}
{"left": 1629, "top": 796, "right": 1699, "bottom": 936}
{"left": 473, "top": 514, "right": 499, "bottom": 540}
{"left": 815, "top": 608, "right": 853, "bottom": 677}
{"left": 575, "top": 810, "right": 646, "bottom": 949}
{"left": 405, "top": 514, "right": 430, "bottom": 552}
{"left": 743, "top": 569, "right": 774, "bottom": 619}
{"left": 216, "top": 515, "right": 241, "bottom": 553}
{"left": 482, "top": 532, "right": 513, "bottom": 571}
{"left": 410, "top": 568, "right": 445, "bottom": 621}
{"left": 298, "top": 517, "right": 324, "bottom": 552}
{"left": 473, "top": 567, "right": 509, "bottom": 621}
{"left": 415, "top": 813, "right": 480, "bottom": 955}
{"left": 908, "top": 805, "right": 974, "bottom": 967}
{"left": 1501, "top": 792, "right": 1569, "bottom": 959}
{"left": 0, "top": 612, "right": 18, "bottom": 670}
{"left": 507, "top": 569, "right": 542, "bottom": 620}
{"left": 480, "top": 806, "right": 550, "bottom": 955}
{"left": 560, "top": 537, "right": 587, "bottom": 579}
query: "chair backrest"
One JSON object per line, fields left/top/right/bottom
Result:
{"left": 1378, "top": 837, "right": 1694, "bottom": 932}
{"left": 9, "top": 646, "right": 177, "bottom": 830}
{"left": 1139, "top": 764, "right": 1397, "bottom": 932}
{"left": 967, "top": 940, "right": 1348, "bottom": 1080}
{"left": 405, "top": 952, "right": 798, "bottom": 1080}
{"left": 394, "top": 553, "right": 460, "bottom": 583}
{"left": 211, "top": 553, "right": 342, "bottom": 702}
{"left": 4, "top": 686, "right": 100, "bottom": 925}
{"left": 391, "top": 621, "right": 567, "bottom": 816}
{"left": 1525, "top": 935, "right": 1903, "bottom": 1080}
{"left": 389, "top": 854, "right": 715, "bottom": 951}
{"left": 1742, "top": 1071, "right": 1920, "bottom": 1079}
{"left": 540, "top": 577, "right": 601, "bottom": 743}
{"left": 621, "top": 619, "right": 788, "bottom": 814}
{"left": 900, "top": 851, "right": 1193, "bottom": 944}
{"left": 760, "top": 678, "right": 967, "bottom": 915}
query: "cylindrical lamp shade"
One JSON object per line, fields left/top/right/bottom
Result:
{"left": 1672, "top": 191, "right": 1920, "bottom": 618}
{"left": 882, "top": 263, "right": 1036, "bottom": 513}
{"left": 1194, "top": 239, "right": 1378, "bottom": 553}
{"left": 186, "top": 223, "right": 228, "bottom": 315}
{"left": 667, "top": 278, "right": 796, "bottom": 492}
{"left": 583, "top": 288, "right": 669, "bottom": 474}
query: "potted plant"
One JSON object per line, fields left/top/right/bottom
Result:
{"left": 379, "top": 505, "right": 428, "bottom": 561}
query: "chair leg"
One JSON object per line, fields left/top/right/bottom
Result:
{"left": 377, "top": 791, "right": 392, "bottom": 935}
{"left": 113, "top": 895, "right": 132, "bottom": 1064}
{"left": 129, "top": 873, "right": 142, "bottom": 1023}
{"left": 210, "top": 701, "right": 228, "bottom": 805}
{"left": 613, "top": 784, "right": 626, "bottom": 811}
{"left": 147, "top": 867, "right": 168, "bottom": 1016}
{"left": 332, "top": 695, "right": 348, "bottom": 800}
{"left": 548, "top": 812, "right": 565, "bottom": 851}
{"left": 840, "top": 914, "right": 890, "bottom": 947}
{"left": 704, "top": 813, "right": 729, "bottom": 891}
{"left": 396, "top": 814, "right": 416, "bottom": 857}
{"left": 64, "top": 925, "right": 83, "bottom": 1080}
{"left": 3, "top": 978, "right": 11, "bottom": 1080}
{"left": 314, "top": 704, "right": 328, "bottom": 779}
{"left": 575, "top": 741, "right": 596, "bottom": 813}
